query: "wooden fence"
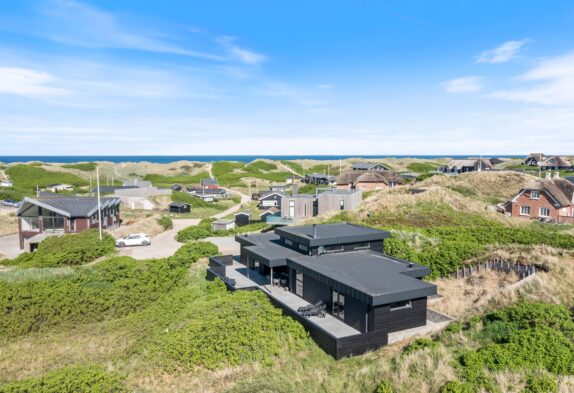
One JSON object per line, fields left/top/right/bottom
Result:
{"left": 449, "top": 259, "right": 538, "bottom": 280}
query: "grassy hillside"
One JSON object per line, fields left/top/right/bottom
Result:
{"left": 2, "top": 164, "right": 89, "bottom": 200}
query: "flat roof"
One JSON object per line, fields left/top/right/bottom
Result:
{"left": 287, "top": 251, "right": 436, "bottom": 306}
{"left": 275, "top": 223, "right": 390, "bottom": 247}
{"left": 235, "top": 232, "right": 304, "bottom": 267}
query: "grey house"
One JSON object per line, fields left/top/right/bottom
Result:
{"left": 352, "top": 162, "right": 390, "bottom": 171}
{"left": 207, "top": 223, "right": 437, "bottom": 359}
{"left": 280, "top": 189, "right": 362, "bottom": 221}
{"left": 258, "top": 192, "right": 285, "bottom": 210}
{"left": 304, "top": 173, "right": 336, "bottom": 185}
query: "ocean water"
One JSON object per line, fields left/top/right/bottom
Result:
{"left": 0, "top": 155, "right": 524, "bottom": 164}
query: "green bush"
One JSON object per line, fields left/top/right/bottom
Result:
{"left": 171, "top": 241, "right": 218, "bottom": 267}
{"left": 444, "top": 321, "right": 464, "bottom": 334}
{"left": 5, "top": 230, "right": 115, "bottom": 268}
{"left": 403, "top": 338, "right": 439, "bottom": 354}
{"left": 62, "top": 162, "right": 97, "bottom": 172}
{"left": 375, "top": 379, "right": 395, "bottom": 393}
{"left": 0, "top": 365, "right": 128, "bottom": 393}
{"left": 439, "top": 381, "right": 474, "bottom": 393}
{"left": 0, "top": 243, "right": 218, "bottom": 337}
{"left": 524, "top": 374, "right": 558, "bottom": 393}
{"left": 159, "top": 283, "right": 307, "bottom": 370}
{"left": 176, "top": 219, "right": 268, "bottom": 243}
{"left": 157, "top": 216, "right": 173, "bottom": 230}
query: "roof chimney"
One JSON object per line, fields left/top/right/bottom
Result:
{"left": 545, "top": 171, "right": 552, "bottom": 180}
{"left": 312, "top": 224, "right": 317, "bottom": 238}
{"left": 554, "top": 171, "right": 560, "bottom": 179}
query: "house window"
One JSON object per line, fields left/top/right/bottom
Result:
{"left": 354, "top": 242, "right": 371, "bottom": 250}
{"left": 295, "top": 271, "right": 303, "bottom": 296}
{"left": 299, "top": 244, "right": 308, "bottom": 252}
{"left": 530, "top": 191, "right": 540, "bottom": 200}
{"left": 339, "top": 197, "right": 345, "bottom": 210}
{"left": 389, "top": 181, "right": 397, "bottom": 188}
{"left": 284, "top": 238, "right": 293, "bottom": 246}
{"left": 332, "top": 289, "right": 345, "bottom": 319}
{"left": 539, "top": 207, "right": 551, "bottom": 217}
{"left": 390, "top": 300, "right": 412, "bottom": 311}
{"left": 520, "top": 206, "right": 531, "bottom": 216}
{"left": 325, "top": 244, "right": 344, "bottom": 253}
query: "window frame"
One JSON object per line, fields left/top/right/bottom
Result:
{"left": 530, "top": 191, "right": 540, "bottom": 200}
{"left": 520, "top": 206, "right": 531, "bottom": 216}
{"left": 539, "top": 207, "right": 551, "bottom": 217}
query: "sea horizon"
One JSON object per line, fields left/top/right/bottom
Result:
{"left": 0, "top": 154, "right": 526, "bottom": 164}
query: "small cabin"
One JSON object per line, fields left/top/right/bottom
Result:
{"left": 211, "top": 219, "right": 235, "bottom": 231}
{"left": 234, "top": 211, "right": 251, "bottom": 226}
{"left": 169, "top": 202, "right": 191, "bottom": 214}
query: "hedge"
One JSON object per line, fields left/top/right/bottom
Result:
{"left": 176, "top": 219, "right": 268, "bottom": 243}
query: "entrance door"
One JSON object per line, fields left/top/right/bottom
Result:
{"left": 289, "top": 200, "right": 295, "bottom": 218}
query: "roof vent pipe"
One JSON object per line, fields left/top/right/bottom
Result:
{"left": 312, "top": 224, "right": 317, "bottom": 238}
{"left": 554, "top": 171, "right": 560, "bottom": 179}
{"left": 545, "top": 171, "right": 552, "bottom": 180}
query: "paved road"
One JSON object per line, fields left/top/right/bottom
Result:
{"left": 0, "top": 234, "right": 22, "bottom": 260}
{"left": 117, "top": 218, "right": 199, "bottom": 259}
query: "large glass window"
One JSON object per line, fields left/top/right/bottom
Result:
{"left": 332, "top": 289, "right": 345, "bottom": 319}
{"left": 295, "top": 271, "right": 303, "bottom": 296}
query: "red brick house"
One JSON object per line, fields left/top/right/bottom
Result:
{"left": 502, "top": 178, "right": 574, "bottom": 223}
{"left": 17, "top": 196, "right": 121, "bottom": 250}
{"left": 336, "top": 170, "right": 403, "bottom": 191}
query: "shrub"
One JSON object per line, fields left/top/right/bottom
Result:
{"left": 0, "top": 365, "right": 128, "bottom": 393}
{"left": 157, "top": 216, "right": 173, "bottom": 230}
{"left": 5, "top": 230, "right": 115, "bottom": 268}
{"left": 483, "top": 302, "right": 574, "bottom": 334}
{"left": 176, "top": 219, "right": 267, "bottom": 243}
{"left": 0, "top": 243, "right": 218, "bottom": 337}
{"left": 524, "top": 374, "right": 558, "bottom": 393}
{"left": 440, "top": 381, "right": 474, "bottom": 393}
{"left": 159, "top": 286, "right": 307, "bottom": 370}
{"left": 170, "top": 241, "right": 218, "bottom": 267}
{"left": 403, "top": 338, "right": 439, "bottom": 354}
{"left": 444, "top": 321, "right": 464, "bottom": 334}
{"left": 375, "top": 379, "right": 395, "bottom": 393}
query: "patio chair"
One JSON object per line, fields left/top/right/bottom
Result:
{"left": 297, "top": 301, "right": 323, "bottom": 313}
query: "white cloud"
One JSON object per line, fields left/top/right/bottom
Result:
{"left": 30, "top": 0, "right": 225, "bottom": 60}
{"left": 0, "top": 67, "right": 68, "bottom": 96}
{"left": 491, "top": 52, "right": 574, "bottom": 105}
{"left": 441, "top": 76, "right": 483, "bottom": 93}
{"left": 216, "top": 36, "right": 266, "bottom": 65}
{"left": 476, "top": 39, "right": 528, "bottom": 64}
{"left": 317, "top": 84, "right": 333, "bottom": 90}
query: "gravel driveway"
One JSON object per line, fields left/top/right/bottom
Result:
{"left": 116, "top": 218, "right": 199, "bottom": 260}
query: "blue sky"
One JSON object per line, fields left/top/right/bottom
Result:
{"left": 1, "top": 1, "right": 574, "bottom": 155}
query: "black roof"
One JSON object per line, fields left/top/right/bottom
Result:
{"left": 287, "top": 251, "right": 436, "bottom": 306}
{"left": 18, "top": 196, "right": 120, "bottom": 218}
{"left": 275, "top": 223, "right": 390, "bottom": 247}
{"left": 92, "top": 186, "right": 137, "bottom": 194}
{"left": 169, "top": 202, "right": 190, "bottom": 208}
{"left": 235, "top": 233, "right": 303, "bottom": 267}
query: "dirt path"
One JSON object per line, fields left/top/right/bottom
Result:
{"left": 117, "top": 218, "right": 199, "bottom": 259}
{"left": 212, "top": 187, "right": 251, "bottom": 219}
{"left": 277, "top": 161, "right": 303, "bottom": 177}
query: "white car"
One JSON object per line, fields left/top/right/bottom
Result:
{"left": 116, "top": 233, "right": 151, "bottom": 247}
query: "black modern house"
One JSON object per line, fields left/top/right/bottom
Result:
{"left": 207, "top": 223, "right": 438, "bottom": 359}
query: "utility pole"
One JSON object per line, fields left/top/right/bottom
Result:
{"left": 96, "top": 167, "right": 103, "bottom": 241}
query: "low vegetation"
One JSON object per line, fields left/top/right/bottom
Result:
{"left": 3, "top": 230, "right": 115, "bottom": 268}
{"left": 157, "top": 216, "right": 173, "bottom": 230}
{"left": 0, "top": 241, "right": 217, "bottom": 339}
{"left": 61, "top": 162, "right": 98, "bottom": 172}
{"left": 176, "top": 218, "right": 268, "bottom": 242}
{"left": 3, "top": 164, "right": 89, "bottom": 200}
{"left": 280, "top": 160, "right": 304, "bottom": 174}
{"left": 406, "top": 162, "right": 438, "bottom": 173}
{"left": 0, "top": 365, "right": 128, "bottom": 393}
{"left": 247, "top": 160, "right": 277, "bottom": 171}
{"left": 143, "top": 172, "right": 209, "bottom": 187}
